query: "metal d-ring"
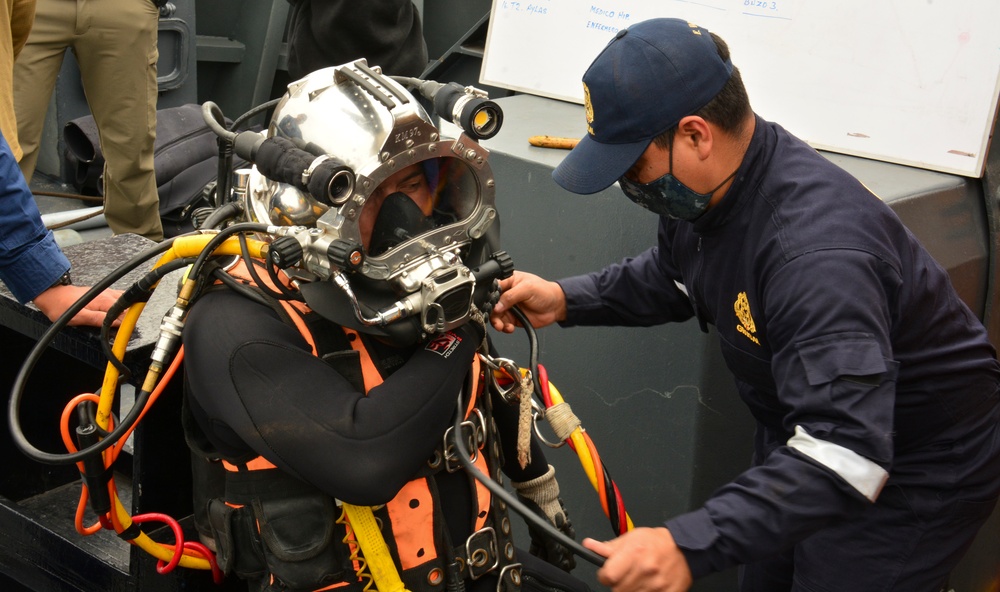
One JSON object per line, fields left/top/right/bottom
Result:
{"left": 530, "top": 398, "right": 565, "bottom": 449}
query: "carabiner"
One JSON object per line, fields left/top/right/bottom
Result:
{"left": 480, "top": 354, "right": 527, "bottom": 405}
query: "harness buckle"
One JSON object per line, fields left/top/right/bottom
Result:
{"left": 443, "top": 408, "right": 488, "bottom": 472}
{"left": 496, "top": 562, "right": 522, "bottom": 592}
{"left": 465, "top": 527, "right": 499, "bottom": 580}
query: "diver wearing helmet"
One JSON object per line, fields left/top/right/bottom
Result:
{"left": 181, "top": 62, "right": 588, "bottom": 592}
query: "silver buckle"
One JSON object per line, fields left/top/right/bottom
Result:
{"left": 496, "top": 562, "right": 522, "bottom": 592}
{"left": 443, "top": 407, "right": 488, "bottom": 472}
{"left": 466, "top": 527, "right": 499, "bottom": 580}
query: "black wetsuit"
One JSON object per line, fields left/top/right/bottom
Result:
{"left": 182, "top": 289, "right": 588, "bottom": 592}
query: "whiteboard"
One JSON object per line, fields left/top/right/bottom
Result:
{"left": 481, "top": 0, "right": 1000, "bottom": 177}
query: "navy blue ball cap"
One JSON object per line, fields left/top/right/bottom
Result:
{"left": 553, "top": 18, "right": 734, "bottom": 195}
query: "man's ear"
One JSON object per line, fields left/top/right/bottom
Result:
{"left": 677, "top": 116, "right": 713, "bottom": 159}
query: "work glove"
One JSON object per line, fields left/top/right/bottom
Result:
{"left": 511, "top": 464, "right": 577, "bottom": 572}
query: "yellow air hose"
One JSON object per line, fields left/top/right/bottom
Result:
{"left": 92, "top": 233, "right": 267, "bottom": 571}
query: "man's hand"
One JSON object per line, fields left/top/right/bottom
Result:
{"left": 584, "top": 527, "right": 693, "bottom": 592}
{"left": 33, "top": 284, "right": 123, "bottom": 328}
{"left": 490, "top": 271, "right": 567, "bottom": 333}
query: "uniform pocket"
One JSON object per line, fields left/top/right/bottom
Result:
{"left": 796, "top": 333, "right": 890, "bottom": 386}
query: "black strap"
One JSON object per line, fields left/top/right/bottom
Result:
{"left": 480, "top": 368, "right": 521, "bottom": 591}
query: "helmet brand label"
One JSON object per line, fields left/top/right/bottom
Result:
{"left": 425, "top": 332, "right": 462, "bottom": 358}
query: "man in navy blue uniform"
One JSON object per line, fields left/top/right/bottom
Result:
{"left": 490, "top": 17, "right": 1000, "bottom": 592}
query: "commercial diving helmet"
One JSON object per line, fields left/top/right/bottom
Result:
{"left": 241, "top": 60, "right": 510, "bottom": 345}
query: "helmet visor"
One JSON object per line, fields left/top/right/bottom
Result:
{"left": 360, "top": 157, "right": 482, "bottom": 257}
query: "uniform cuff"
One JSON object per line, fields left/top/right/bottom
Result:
{"left": 665, "top": 508, "right": 728, "bottom": 579}
{"left": 554, "top": 274, "right": 599, "bottom": 326}
{"left": 0, "top": 235, "right": 70, "bottom": 303}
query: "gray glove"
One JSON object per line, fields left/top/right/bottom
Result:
{"left": 511, "top": 464, "right": 577, "bottom": 572}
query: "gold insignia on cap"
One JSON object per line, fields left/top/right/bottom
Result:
{"left": 688, "top": 22, "right": 702, "bottom": 35}
{"left": 583, "top": 82, "right": 596, "bottom": 136}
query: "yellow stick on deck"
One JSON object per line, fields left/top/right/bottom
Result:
{"left": 528, "top": 135, "right": 580, "bottom": 150}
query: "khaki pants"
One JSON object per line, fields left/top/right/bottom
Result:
{"left": 0, "top": 0, "right": 36, "bottom": 160}
{"left": 14, "top": 0, "right": 162, "bottom": 240}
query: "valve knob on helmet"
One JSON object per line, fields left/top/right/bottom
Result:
{"left": 269, "top": 236, "right": 304, "bottom": 269}
{"left": 492, "top": 250, "right": 515, "bottom": 280}
{"left": 327, "top": 239, "right": 365, "bottom": 273}
{"left": 470, "top": 250, "right": 515, "bottom": 313}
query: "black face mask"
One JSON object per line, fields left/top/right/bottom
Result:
{"left": 618, "top": 146, "right": 737, "bottom": 221}
{"left": 368, "top": 192, "right": 437, "bottom": 256}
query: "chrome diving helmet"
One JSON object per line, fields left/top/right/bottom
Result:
{"left": 242, "top": 60, "right": 509, "bottom": 345}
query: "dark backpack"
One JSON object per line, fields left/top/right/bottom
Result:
{"left": 63, "top": 103, "right": 248, "bottom": 237}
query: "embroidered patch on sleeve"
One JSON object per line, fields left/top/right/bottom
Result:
{"left": 734, "top": 291, "right": 761, "bottom": 346}
{"left": 425, "top": 332, "right": 462, "bottom": 358}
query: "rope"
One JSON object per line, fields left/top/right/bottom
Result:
{"left": 544, "top": 401, "right": 581, "bottom": 442}
{"left": 470, "top": 306, "right": 532, "bottom": 468}
{"left": 517, "top": 370, "right": 533, "bottom": 468}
